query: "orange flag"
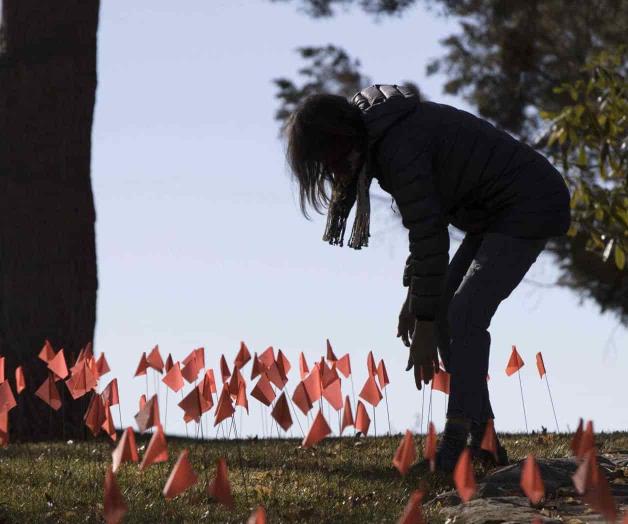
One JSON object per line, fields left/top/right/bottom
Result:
{"left": 181, "top": 354, "right": 201, "bottom": 384}
{"left": 179, "top": 385, "right": 212, "bottom": 423}
{"left": 140, "top": 424, "right": 168, "bottom": 470}
{"left": 112, "top": 427, "right": 139, "bottom": 472}
{"left": 535, "top": 352, "right": 546, "bottom": 378}
{"left": 336, "top": 353, "right": 351, "bottom": 378}
{"left": 266, "top": 361, "right": 288, "bottom": 390}
{"left": 207, "top": 457, "right": 234, "bottom": 509}
{"left": 303, "top": 367, "right": 322, "bottom": 403}
{"left": 0, "top": 356, "right": 4, "bottom": 382}
{"left": 277, "top": 349, "right": 291, "bottom": 376}
{"left": 38, "top": 339, "right": 55, "bottom": 363}
{"left": 259, "top": 346, "right": 275, "bottom": 369}
{"left": 431, "top": 368, "right": 450, "bottom": 395}
{"left": 139, "top": 394, "right": 146, "bottom": 410}
{"left": 134, "top": 352, "right": 149, "bottom": 377}
{"left": 220, "top": 355, "right": 231, "bottom": 383}
{"left": 322, "top": 378, "right": 343, "bottom": 411}
{"left": 234, "top": 341, "right": 252, "bottom": 369}
{"left": 146, "top": 345, "right": 164, "bottom": 373}
{"left": 84, "top": 394, "right": 106, "bottom": 436}
{"left": 341, "top": 395, "right": 354, "bottom": 434}
{"left": 393, "top": 430, "right": 417, "bottom": 476}
{"left": 0, "top": 380, "right": 16, "bottom": 413}
{"left": 15, "top": 366, "right": 26, "bottom": 394}
{"left": 355, "top": 400, "right": 371, "bottom": 435}
{"left": 319, "top": 358, "right": 338, "bottom": 389}
{"left": 104, "top": 465, "right": 128, "bottom": 524}
{"left": 505, "top": 345, "right": 524, "bottom": 376}
{"left": 48, "top": 348, "right": 69, "bottom": 380}
{"left": 453, "top": 448, "right": 476, "bottom": 502}
{"left": 102, "top": 403, "right": 117, "bottom": 442}
{"left": 162, "top": 362, "right": 185, "bottom": 393}
{"left": 480, "top": 418, "right": 498, "bottom": 459}
{"left": 572, "top": 448, "right": 617, "bottom": 522}
{"left": 228, "top": 367, "right": 244, "bottom": 397}
{"left": 376, "top": 359, "right": 390, "bottom": 390}
{"left": 326, "top": 339, "right": 338, "bottom": 362}
{"left": 66, "top": 361, "right": 98, "bottom": 400}
{"left": 135, "top": 394, "right": 160, "bottom": 433}
{"left": 214, "top": 384, "right": 235, "bottom": 426}
{"left": 292, "top": 381, "right": 313, "bottom": 416}
{"left": 165, "top": 354, "right": 174, "bottom": 372}
{"left": 251, "top": 374, "right": 276, "bottom": 406}
{"left": 236, "top": 380, "right": 248, "bottom": 413}
{"left": 298, "top": 352, "right": 309, "bottom": 379}
{"left": 96, "top": 353, "right": 111, "bottom": 376}
{"left": 424, "top": 422, "right": 437, "bottom": 472}
{"left": 359, "top": 374, "right": 383, "bottom": 407}
{"left": 520, "top": 454, "right": 545, "bottom": 504}
{"left": 571, "top": 418, "right": 584, "bottom": 456}
{"left": 247, "top": 506, "right": 267, "bottom": 524}
{"left": 302, "top": 409, "right": 332, "bottom": 448}
{"left": 577, "top": 420, "right": 595, "bottom": 459}
{"left": 35, "top": 372, "right": 62, "bottom": 410}
{"left": 163, "top": 449, "right": 198, "bottom": 500}
{"left": 366, "top": 350, "right": 376, "bottom": 376}
{"left": 397, "top": 490, "right": 424, "bottom": 524}
{"left": 250, "top": 354, "right": 262, "bottom": 380}
{"left": 271, "top": 392, "right": 293, "bottom": 431}
{"left": 0, "top": 412, "right": 7, "bottom": 447}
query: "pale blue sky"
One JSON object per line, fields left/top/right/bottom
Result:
{"left": 91, "top": 0, "right": 627, "bottom": 438}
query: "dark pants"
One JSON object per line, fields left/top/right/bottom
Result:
{"left": 434, "top": 231, "right": 548, "bottom": 423}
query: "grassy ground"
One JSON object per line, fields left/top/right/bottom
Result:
{"left": 0, "top": 431, "right": 627, "bottom": 523}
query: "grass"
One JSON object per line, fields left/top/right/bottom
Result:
{"left": 0, "top": 431, "right": 626, "bottom": 523}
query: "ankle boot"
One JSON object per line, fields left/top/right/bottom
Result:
{"left": 469, "top": 419, "right": 509, "bottom": 466}
{"left": 434, "top": 417, "right": 471, "bottom": 473}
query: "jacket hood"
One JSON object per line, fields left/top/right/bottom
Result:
{"left": 350, "top": 84, "right": 420, "bottom": 147}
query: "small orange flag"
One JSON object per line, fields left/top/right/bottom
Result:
{"left": 140, "top": 424, "right": 168, "bottom": 470}
{"left": 319, "top": 359, "right": 338, "bottom": 389}
{"left": 0, "top": 380, "right": 16, "bottom": 413}
{"left": 480, "top": 418, "right": 498, "bottom": 459}
{"left": 397, "top": 490, "right": 424, "bottom": 524}
{"left": 266, "top": 361, "right": 288, "bottom": 390}
{"left": 102, "top": 403, "right": 117, "bottom": 442}
{"left": 251, "top": 374, "right": 276, "bottom": 406}
{"left": 424, "top": 422, "right": 437, "bottom": 472}
{"left": 139, "top": 394, "right": 146, "bottom": 410}
{"left": 302, "top": 408, "right": 331, "bottom": 448}
{"left": 146, "top": 345, "right": 164, "bottom": 373}
{"left": 84, "top": 394, "right": 106, "bottom": 436}
{"left": 292, "top": 381, "right": 313, "bottom": 416}
{"left": 259, "top": 346, "right": 275, "bottom": 369}
{"left": 535, "top": 352, "right": 546, "bottom": 378}
{"left": 453, "top": 448, "right": 476, "bottom": 502}
{"left": 162, "top": 362, "right": 184, "bottom": 393}
{"left": 104, "top": 465, "right": 128, "bottom": 524}
{"left": 520, "top": 454, "right": 545, "bottom": 504}
{"left": 214, "top": 384, "right": 235, "bottom": 426}
{"left": 35, "top": 372, "right": 62, "bottom": 410}
{"left": 326, "top": 339, "right": 338, "bottom": 362}
{"left": 0, "top": 412, "right": 8, "bottom": 447}
{"left": 134, "top": 352, "right": 149, "bottom": 377}
{"left": 96, "top": 353, "right": 111, "bottom": 376}
{"left": 66, "top": 361, "right": 98, "bottom": 400}
{"left": 112, "top": 427, "right": 139, "bottom": 472}
{"left": 165, "top": 354, "right": 174, "bottom": 372}
{"left": 376, "top": 359, "right": 390, "bottom": 389}
{"left": 0, "top": 356, "right": 5, "bottom": 382}
{"left": 247, "top": 505, "right": 267, "bottom": 524}
{"left": 277, "top": 349, "right": 291, "bottom": 376}
{"left": 179, "top": 385, "right": 212, "bottom": 423}
{"left": 234, "top": 341, "right": 252, "bottom": 369}
{"left": 572, "top": 448, "right": 617, "bottom": 522}
{"left": 48, "top": 349, "right": 69, "bottom": 380}
{"left": 298, "top": 352, "right": 309, "bottom": 379}
{"left": 38, "top": 339, "right": 55, "bottom": 363}
{"left": 228, "top": 367, "right": 244, "bottom": 397}
{"left": 250, "top": 354, "right": 262, "bottom": 380}
{"left": 366, "top": 350, "right": 376, "bottom": 376}
{"left": 431, "top": 368, "right": 450, "bottom": 395}
{"left": 336, "top": 353, "right": 351, "bottom": 378}
{"left": 393, "top": 430, "right": 417, "bottom": 476}
{"left": 341, "top": 395, "right": 354, "bottom": 434}
{"left": 236, "top": 380, "right": 248, "bottom": 413}
{"left": 181, "top": 354, "right": 201, "bottom": 384}
{"left": 355, "top": 400, "right": 371, "bottom": 435}
{"left": 571, "top": 418, "right": 584, "bottom": 456}
{"left": 303, "top": 367, "right": 322, "bottom": 403}
{"left": 207, "top": 457, "right": 234, "bottom": 509}
{"left": 220, "top": 355, "right": 231, "bottom": 383}
{"left": 271, "top": 392, "right": 293, "bottom": 431}
{"left": 505, "top": 345, "right": 524, "bottom": 376}
{"left": 322, "top": 378, "right": 343, "bottom": 411}
{"left": 163, "top": 449, "right": 198, "bottom": 500}
{"left": 15, "top": 366, "right": 26, "bottom": 394}
{"left": 135, "top": 394, "right": 160, "bottom": 433}
{"left": 359, "top": 375, "right": 383, "bottom": 407}
{"left": 577, "top": 420, "right": 595, "bottom": 459}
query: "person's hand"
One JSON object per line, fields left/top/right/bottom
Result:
{"left": 405, "top": 320, "right": 440, "bottom": 390}
{"left": 396, "top": 292, "right": 415, "bottom": 348}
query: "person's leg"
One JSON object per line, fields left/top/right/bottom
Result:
{"left": 437, "top": 232, "right": 548, "bottom": 470}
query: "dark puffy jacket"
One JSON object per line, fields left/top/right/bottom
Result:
{"left": 350, "top": 84, "right": 571, "bottom": 321}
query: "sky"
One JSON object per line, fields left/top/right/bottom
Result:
{"left": 91, "top": 0, "right": 627, "bottom": 439}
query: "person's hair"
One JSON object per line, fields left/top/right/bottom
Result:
{"left": 283, "top": 93, "right": 368, "bottom": 219}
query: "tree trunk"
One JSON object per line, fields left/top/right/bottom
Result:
{"left": 0, "top": 0, "right": 100, "bottom": 440}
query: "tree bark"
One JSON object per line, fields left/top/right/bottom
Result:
{"left": 0, "top": 0, "right": 100, "bottom": 440}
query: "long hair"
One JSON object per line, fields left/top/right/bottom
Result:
{"left": 283, "top": 93, "right": 368, "bottom": 219}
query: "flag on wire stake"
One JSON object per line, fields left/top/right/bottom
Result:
{"left": 505, "top": 345, "right": 528, "bottom": 433}
{"left": 536, "top": 351, "right": 559, "bottom": 433}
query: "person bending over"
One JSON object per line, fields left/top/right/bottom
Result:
{"left": 282, "top": 84, "right": 570, "bottom": 472}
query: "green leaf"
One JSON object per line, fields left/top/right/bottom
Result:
{"left": 577, "top": 146, "right": 587, "bottom": 166}
{"left": 615, "top": 245, "right": 625, "bottom": 270}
